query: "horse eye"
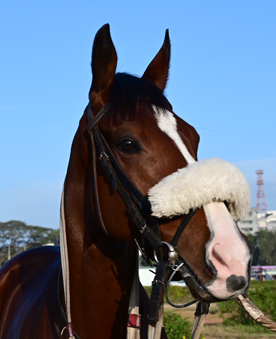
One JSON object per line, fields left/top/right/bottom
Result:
{"left": 118, "top": 139, "right": 137, "bottom": 153}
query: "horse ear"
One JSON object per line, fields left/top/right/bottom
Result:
{"left": 142, "top": 29, "right": 171, "bottom": 91}
{"left": 89, "top": 24, "right": 117, "bottom": 103}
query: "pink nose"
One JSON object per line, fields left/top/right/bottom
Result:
{"left": 209, "top": 244, "right": 247, "bottom": 290}
{"left": 208, "top": 242, "right": 248, "bottom": 278}
{"left": 209, "top": 243, "right": 230, "bottom": 271}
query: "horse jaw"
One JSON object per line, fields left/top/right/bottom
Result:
{"left": 203, "top": 202, "right": 251, "bottom": 300}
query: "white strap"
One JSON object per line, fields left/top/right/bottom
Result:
{"left": 148, "top": 304, "right": 164, "bottom": 339}
{"left": 60, "top": 188, "right": 76, "bottom": 339}
{"left": 127, "top": 250, "right": 141, "bottom": 339}
{"left": 191, "top": 313, "right": 207, "bottom": 339}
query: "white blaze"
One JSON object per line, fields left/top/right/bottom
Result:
{"left": 153, "top": 106, "right": 196, "bottom": 164}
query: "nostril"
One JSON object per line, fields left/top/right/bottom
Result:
{"left": 212, "top": 245, "right": 228, "bottom": 268}
{"left": 226, "top": 275, "right": 247, "bottom": 293}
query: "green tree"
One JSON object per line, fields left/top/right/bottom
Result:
{"left": 247, "top": 230, "right": 276, "bottom": 265}
{"left": 0, "top": 223, "right": 9, "bottom": 266}
{"left": 0, "top": 220, "right": 59, "bottom": 266}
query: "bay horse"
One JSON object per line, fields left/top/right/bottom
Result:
{"left": 0, "top": 24, "right": 253, "bottom": 338}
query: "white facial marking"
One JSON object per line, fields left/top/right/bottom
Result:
{"left": 153, "top": 106, "right": 196, "bottom": 164}
{"left": 204, "top": 202, "right": 250, "bottom": 299}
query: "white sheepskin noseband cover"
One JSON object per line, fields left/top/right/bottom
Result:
{"left": 148, "top": 158, "right": 251, "bottom": 222}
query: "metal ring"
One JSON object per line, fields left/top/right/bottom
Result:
{"left": 153, "top": 241, "right": 178, "bottom": 263}
{"left": 165, "top": 262, "right": 197, "bottom": 308}
{"left": 99, "top": 151, "right": 109, "bottom": 160}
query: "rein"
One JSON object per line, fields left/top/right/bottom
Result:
{"left": 60, "top": 188, "right": 76, "bottom": 339}
{"left": 59, "top": 102, "right": 208, "bottom": 339}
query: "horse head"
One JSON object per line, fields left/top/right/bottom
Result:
{"left": 87, "top": 24, "right": 252, "bottom": 304}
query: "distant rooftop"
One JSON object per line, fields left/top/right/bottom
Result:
{"left": 238, "top": 208, "right": 276, "bottom": 234}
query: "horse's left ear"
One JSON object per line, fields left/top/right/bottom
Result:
{"left": 142, "top": 29, "right": 170, "bottom": 91}
{"left": 89, "top": 24, "right": 117, "bottom": 105}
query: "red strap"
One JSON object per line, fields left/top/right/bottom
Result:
{"left": 67, "top": 322, "right": 74, "bottom": 337}
{"left": 127, "top": 314, "right": 141, "bottom": 328}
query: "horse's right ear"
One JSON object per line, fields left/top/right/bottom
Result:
{"left": 142, "top": 29, "right": 171, "bottom": 91}
{"left": 89, "top": 24, "right": 117, "bottom": 105}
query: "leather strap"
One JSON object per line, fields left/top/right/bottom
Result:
{"left": 86, "top": 103, "right": 111, "bottom": 133}
{"left": 87, "top": 102, "right": 151, "bottom": 212}
{"left": 86, "top": 103, "right": 162, "bottom": 257}
{"left": 171, "top": 208, "right": 199, "bottom": 247}
{"left": 85, "top": 101, "right": 205, "bottom": 339}
{"left": 97, "top": 127, "right": 152, "bottom": 212}
{"left": 90, "top": 129, "right": 111, "bottom": 236}
{"left": 191, "top": 302, "right": 210, "bottom": 339}
{"left": 148, "top": 261, "right": 170, "bottom": 325}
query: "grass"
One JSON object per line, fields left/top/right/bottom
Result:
{"left": 144, "top": 281, "right": 276, "bottom": 338}
{"left": 163, "top": 313, "right": 197, "bottom": 339}
{"left": 164, "top": 307, "right": 276, "bottom": 339}
{"left": 143, "top": 285, "right": 195, "bottom": 305}
{"left": 218, "top": 280, "right": 276, "bottom": 329}
{"left": 201, "top": 324, "right": 276, "bottom": 339}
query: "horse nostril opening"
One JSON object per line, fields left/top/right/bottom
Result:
{"left": 226, "top": 275, "right": 247, "bottom": 293}
{"left": 212, "top": 245, "right": 227, "bottom": 267}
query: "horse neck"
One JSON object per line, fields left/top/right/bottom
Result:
{"left": 62, "top": 115, "right": 136, "bottom": 338}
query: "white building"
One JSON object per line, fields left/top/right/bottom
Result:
{"left": 238, "top": 207, "right": 276, "bottom": 235}
{"left": 266, "top": 211, "right": 276, "bottom": 231}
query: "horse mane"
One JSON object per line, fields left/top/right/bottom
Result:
{"left": 106, "top": 72, "right": 172, "bottom": 122}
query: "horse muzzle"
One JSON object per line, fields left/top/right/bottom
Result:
{"left": 179, "top": 260, "right": 249, "bottom": 303}
{"left": 179, "top": 262, "right": 220, "bottom": 303}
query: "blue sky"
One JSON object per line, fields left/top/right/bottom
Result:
{"left": 1, "top": 1, "right": 275, "bottom": 229}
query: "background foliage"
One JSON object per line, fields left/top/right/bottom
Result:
{"left": 0, "top": 220, "right": 59, "bottom": 266}
{"left": 163, "top": 312, "right": 203, "bottom": 339}
{"left": 247, "top": 230, "right": 276, "bottom": 265}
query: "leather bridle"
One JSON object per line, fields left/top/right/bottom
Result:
{"left": 59, "top": 100, "right": 258, "bottom": 339}
{"left": 58, "top": 102, "right": 211, "bottom": 339}
{"left": 87, "top": 102, "right": 163, "bottom": 261}
{"left": 85, "top": 102, "right": 210, "bottom": 320}
{"left": 86, "top": 102, "right": 200, "bottom": 264}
